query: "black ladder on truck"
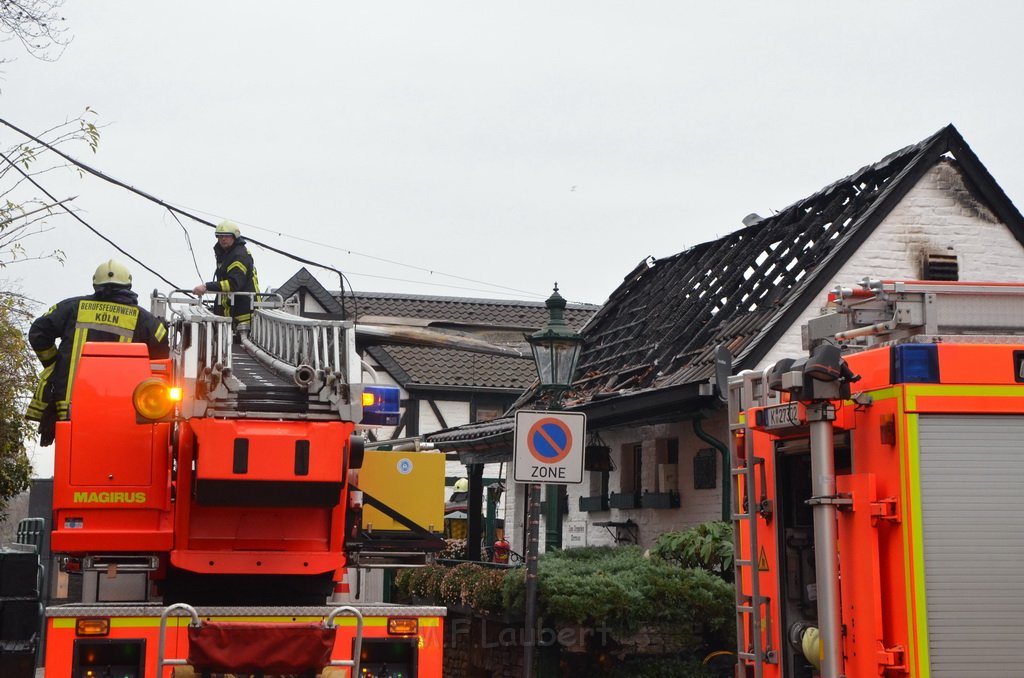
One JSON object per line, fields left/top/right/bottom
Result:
{"left": 729, "top": 375, "right": 776, "bottom": 677}
{"left": 226, "top": 344, "right": 321, "bottom": 414}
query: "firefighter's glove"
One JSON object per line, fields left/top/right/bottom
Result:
{"left": 38, "top": 407, "right": 57, "bottom": 447}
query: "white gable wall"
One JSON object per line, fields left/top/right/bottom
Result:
{"left": 301, "top": 295, "right": 329, "bottom": 315}
{"left": 761, "top": 161, "right": 1024, "bottom": 368}
{"left": 419, "top": 400, "right": 469, "bottom": 434}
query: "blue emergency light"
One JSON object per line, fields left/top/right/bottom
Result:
{"left": 361, "top": 385, "right": 401, "bottom": 426}
{"left": 890, "top": 344, "right": 940, "bottom": 384}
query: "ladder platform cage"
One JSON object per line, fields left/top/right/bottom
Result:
{"left": 157, "top": 603, "right": 363, "bottom": 676}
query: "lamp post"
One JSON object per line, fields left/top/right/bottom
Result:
{"left": 523, "top": 284, "right": 583, "bottom": 678}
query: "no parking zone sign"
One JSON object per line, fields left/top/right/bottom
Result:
{"left": 513, "top": 410, "right": 586, "bottom": 484}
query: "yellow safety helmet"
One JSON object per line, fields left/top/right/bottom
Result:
{"left": 454, "top": 478, "right": 469, "bottom": 492}
{"left": 214, "top": 220, "right": 241, "bottom": 238}
{"left": 92, "top": 259, "right": 133, "bottom": 288}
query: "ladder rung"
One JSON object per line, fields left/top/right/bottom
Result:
{"left": 731, "top": 513, "right": 752, "bottom": 520}
{"left": 736, "top": 605, "right": 754, "bottom": 613}
{"left": 736, "top": 651, "right": 756, "bottom": 660}
{"left": 735, "top": 559, "right": 753, "bottom": 567}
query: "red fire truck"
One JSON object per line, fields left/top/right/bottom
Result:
{"left": 730, "top": 279, "right": 1024, "bottom": 678}
{"left": 37, "top": 293, "right": 447, "bottom": 677}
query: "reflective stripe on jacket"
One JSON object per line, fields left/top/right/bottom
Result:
{"left": 26, "top": 290, "right": 168, "bottom": 421}
{"left": 205, "top": 237, "right": 259, "bottom": 323}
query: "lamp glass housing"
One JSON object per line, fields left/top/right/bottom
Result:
{"left": 530, "top": 338, "right": 582, "bottom": 390}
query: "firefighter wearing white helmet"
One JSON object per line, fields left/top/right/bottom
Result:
{"left": 26, "top": 259, "right": 169, "bottom": 446}
{"left": 192, "top": 220, "right": 260, "bottom": 330}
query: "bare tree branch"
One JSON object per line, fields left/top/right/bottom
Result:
{"left": 0, "top": 0, "right": 70, "bottom": 62}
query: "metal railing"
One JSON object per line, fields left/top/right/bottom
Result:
{"left": 246, "top": 308, "right": 353, "bottom": 389}
{"left": 160, "top": 293, "right": 236, "bottom": 417}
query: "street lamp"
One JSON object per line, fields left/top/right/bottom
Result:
{"left": 527, "top": 284, "right": 584, "bottom": 394}
{"left": 522, "top": 283, "right": 583, "bottom": 677}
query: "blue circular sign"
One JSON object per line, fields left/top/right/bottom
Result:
{"left": 528, "top": 418, "right": 573, "bottom": 464}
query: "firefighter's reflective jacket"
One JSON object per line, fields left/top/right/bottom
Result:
{"left": 26, "top": 289, "right": 169, "bottom": 421}
{"left": 204, "top": 236, "right": 259, "bottom": 324}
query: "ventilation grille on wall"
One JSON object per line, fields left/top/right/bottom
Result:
{"left": 922, "top": 252, "right": 958, "bottom": 281}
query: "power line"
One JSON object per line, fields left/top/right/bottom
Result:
{"left": 228, "top": 216, "right": 547, "bottom": 299}
{"left": 166, "top": 210, "right": 203, "bottom": 280}
{"left": 0, "top": 116, "right": 352, "bottom": 304}
{"left": 154, "top": 205, "right": 546, "bottom": 299}
{"left": 0, "top": 148, "right": 182, "bottom": 289}
{"left": 1, "top": 116, "right": 547, "bottom": 301}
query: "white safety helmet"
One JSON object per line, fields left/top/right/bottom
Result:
{"left": 214, "top": 220, "right": 241, "bottom": 239}
{"left": 92, "top": 259, "right": 132, "bottom": 288}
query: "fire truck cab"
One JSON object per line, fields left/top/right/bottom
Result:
{"left": 731, "top": 279, "right": 1024, "bottom": 678}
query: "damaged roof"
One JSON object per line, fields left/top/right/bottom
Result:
{"left": 352, "top": 292, "right": 596, "bottom": 329}
{"left": 572, "top": 124, "right": 1024, "bottom": 404}
{"left": 358, "top": 293, "right": 597, "bottom": 391}
{"left": 272, "top": 270, "right": 598, "bottom": 392}
{"left": 365, "top": 344, "right": 536, "bottom": 390}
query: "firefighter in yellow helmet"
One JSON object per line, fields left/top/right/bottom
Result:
{"left": 192, "top": 220, "right": 260, "bottom": 330}
{"left": 449, "top": 477, "right": 470, "bottom": 504}
{"left": 26, "top": 259, "right": 169, "bottom": 446}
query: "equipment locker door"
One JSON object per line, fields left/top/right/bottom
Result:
{"left": 917, "top": 414, "right": 1024, "bottom": 677}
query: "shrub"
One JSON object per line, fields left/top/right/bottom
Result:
{"left": 393, "top": 568, "right": 415, "bottom": 601}
{"left": 397, "top": 562, "right": 513, "bottom": 615}
{"left": 438, "top": 561, "right": 483, "bottom": 606}
{"left": 397, "top": 544, "right": 736, "bottom": 654}
{"left": 439, "top": 538, "right": 467, "bottom": 560}
{"left": 396, "top": 563, "right": 447, "bottom": 601}
{"left": 652, "top": 521, "right": 734, "bottom": 580}
{"left": 501, "top": 546, "right": 735, "bottom": 652}
{"left": 464, "top": 566, "right": 508, "bottom": 612}
{"left": 502, "top": 565, "right": 527, "bottom": 616}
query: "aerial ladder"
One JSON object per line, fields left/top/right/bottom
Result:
{"left": 40, "top": 292, "right": 447, "bottom": 677}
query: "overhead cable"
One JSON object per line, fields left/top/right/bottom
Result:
{"left": 0, "top": 117, "right": 537, "bottom": 302}
{"left": 0, "top": 148, "right": 182, "bottom": 289}
{"left": 0, "top": 116, "right": 350, "bottom": 313}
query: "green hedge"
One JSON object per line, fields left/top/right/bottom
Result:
{"left": 504, "top": 545, "right": 734, "bottom": 649}
{"left": 396, "top": 544, "right": 735, "bottom": 653}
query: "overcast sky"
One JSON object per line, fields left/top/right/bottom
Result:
{"left": 6, "top": 2, "right": 1024, "bottom": 475}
